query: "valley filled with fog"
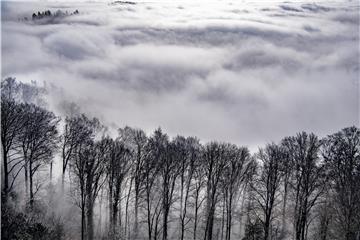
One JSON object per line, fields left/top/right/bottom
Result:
{"left": 3, "top": 0, "right": 359, "bottom": 148}
{"left": 1, "top": 1, "right": 359, "bottom": 240}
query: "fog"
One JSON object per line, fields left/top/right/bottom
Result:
{"left": 2, "top": 0, "right": 359, "bottom": 151}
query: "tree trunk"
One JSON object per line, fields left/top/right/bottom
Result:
{"left": 125, "top": 178, "right": 133, "bottom": 240}
{"left": 264, "top": 216, "right": 270, "bottom": 240}
{"left": 207, "top": 207, "right": 215, "bottom": 240}
{"left": 163, "top": 206, "right": 169, "bottom": 240}
{"left": 87, "top": 203, "right": 94, "bottom": 240}
{"left": 194, "top": 185, "right": 201, "bottom": 240}
{"left": 81, "top": 206, "right": 85, "bottom": 240}
{"left": 134, "top": 191, "right": 139, "bottom": 240}
{"left": 24, "top": 160, "right": 29, "bottom": 198}
{"left": 113, "top": 199, "right": 118, "bottom": 235}
{"left": 62, "top": 171, "right": 65, "bottom": 193}
{"left": 99, "top": 189, "right": 103, "bottom": 238}
{"left": 281, "top": 182, "right": 288, "bottom": 238}
{"left": 119, "top": 190, "right": 122, "bottom": 236}
{"left": 2, "top": 149, "right": 9, "bottom": 201}
{"left": 29, "top": 160, "right": 34, "bottom": 207}
{"left": 147, "top": 191, "right": 152, "bottom": 240}
{"left": 221, "top": 196, "right": 225, "bottom": 240}
{"left": 180, "top": 172, "right": 185, "bottom": 240}
{"left": 226, "top": 194, "right": 233, "bottom": 240}
{"left": 50, "top": 161, "right": 53, "bottom": 183}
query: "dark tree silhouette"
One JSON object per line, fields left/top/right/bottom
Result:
{"left": 18, "top": 103, "right": 60, "bottom": 208}
{"left": 322, "top": 126, "right": 360, "bottom": 240}
{"left": 70, "top": 116, "right": 103, "bottom": 240}
{"left": 221, "top": 145, "right": 252, "bottom": 240}
{"left": 282, "top": 132, "right": 326, "bottom": 240}
{"left": 61, "top": 115, "right": 97, "bottom": 191}
{"left": 107, "top": 139, "right": 131, "bottom": 239}
{"left": 251, "top": 143, "right": 285, "bottom": 240}
{"left": 142, "top": 128, "right": 165, "bottom": 240}
{"left": 1, "top": 98, "right": 25, "bottom": 200}
{"left": 203, "top": 142, "right": 228, "bottom": 240}
{"left": 119, "top": 126, "right": 147, "bottom": 239}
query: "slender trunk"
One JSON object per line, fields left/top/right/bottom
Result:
{"left": 180, "top": 172, "right": 184, "bottom": 240}
{"left": 238, "top": 190, "right": 246, "bottom": 238}
{"left": 207, "top": 206, "right": 215, "bottom": 240}
{"left": 119, "top": 190, "right": 122, "bottom": 236}
{"left": 50, "top": 161, "right": 53, "bottom": 183}
{"left": 134, "top": 146, "right": 141, "bottom": 240}
{"left": 125, "top": 177, "right": 133, "bottom": 240}
{"left": 134, "top": 190, "right": 139, "bottom": 240}
{"left": 163, "top": 206, "right": 169, "bottom": 240}
{"left": 194, "top": 201, "right": 199, "bottom": 240}
{"left": 62, "top": 171, "right": 65, "bottom": 193}
{"left": 162, "top": 177, "right": 169, "bottom": 240}
{"left": 300, "top": 207, "right": 307, "bottom": 240}
{"left": 221, "top": 195, "right": 225, "bottom": 240}
{"left": 2, "top": 149, "right": 9, "bottom": 201}
{"left": 113, "top": 200, "right": 118, "bottom": 235}
{"left": 99, "top": 189, "right": 103, "bottom": 238}
{"left": 155, "top": 209, "right": 162, "bottom": 240}
{"left": 81, "top": 206, "right": 85, "bottom": 240}
{"left": 109, "top": 182, "right": 114, "bottom": 238}
{"left": 226, "top": 194, "right": 232, "bottom": 240}
{"left": 194, "top": 184, "right": 201, "bottom": 240}
{"left": 24, "top": 159, "right": 29, "bottom": 197}
{"left": 147, "top": 191, "right": 152, "bottom": 240}
{"left": 281, "top": 181, "right": 288, "bottom": 238}
{"left": 180, "top": 218, "right": 185, "bottom": 240}
{"left": 29, "top": 160, "right": 34, "bottom": 207}
{"left": 62, "top": 144, "right": 67, "bottom": 193}
{"left": 264, "top": 216, "right": 270, "bottom": 240}
{"left": 87, "top": 203, "right": 94, "bottom": 240}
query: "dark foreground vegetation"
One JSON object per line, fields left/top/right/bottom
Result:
{"left": 1, "top": 77, "right": 360, "bottom": 240}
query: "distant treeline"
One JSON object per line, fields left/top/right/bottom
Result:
{"left": 1, "top": 77, "right": 360, "bottom": 240}
{"left": 18, "top": 9, "right": 79, "bottom": 22}
{"left": 32, "top": 9, "right": 79, "bottom": 20}
{"left": 109, "top": 1, "right": 136, "bottom": 5}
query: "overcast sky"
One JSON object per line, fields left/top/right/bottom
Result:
{"left": 2, "top": 0, "right": 359, "bottom": 151}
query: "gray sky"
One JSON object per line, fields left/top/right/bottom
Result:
{"left": 2, "top": 0, "right": 359, "bottom": 151}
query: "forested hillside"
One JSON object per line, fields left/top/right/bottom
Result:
{"left": 1, "top": 78, "right": 359, "bottom": 240}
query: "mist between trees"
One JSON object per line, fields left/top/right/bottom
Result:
{"left": 1, "top": 77, "right": 360, "bottom": 240}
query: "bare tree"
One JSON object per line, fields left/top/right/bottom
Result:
{"left": 107, "top": 139, "right": 131, "bottom": 239}
{"left": 322, "top": 126, "right": 360, "bottom": 240}
{"left": 221, "top": 145, "right": 252, "bottom": 240}
{"left": 1, "top": 98, "right": 25, "bottom": 200}
{"left": 203, "top": 142, "right": 228, "bottom": 240}
{"left": 279, "top": 146, "right": 292, "bottom": 239}
{"left": 1, "top": 77, "right": 45, "bottom": 201}
{"left": 192, "top": 152, "right": 206, "bottom": 240}
{"left": 251, "top": 143, "right": 285, "bottom": 240}
{"left": 142, "top": 128, "right": 165, "bottom": 240}
{"left": 61, "top": 115, "right": 96, "bottom": 191}
{"left": 178, "top": 137, "right": 202, "bottom": 240}
{"left": 70, "top": 116, "right": 104, "bottom": 240}
{"left": 18, "top": 103, "right": 60, "bottom": 208}
{"left": 119, "top": 126, "right": 147, "bottom": 239}
{"left": 282, "top": 132, "right": 325, "bottom": 240}
{"left": 160, "top": 137, "right": 182, "bottom": 240}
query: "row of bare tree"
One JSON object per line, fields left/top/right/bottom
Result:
{"left": 1, "top": 77, "right": 360, "bottom": 240}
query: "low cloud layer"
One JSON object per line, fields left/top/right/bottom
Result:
{"left": 2, "top": 0, "right": 359, "bottom": 150}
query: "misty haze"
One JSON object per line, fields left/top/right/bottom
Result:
{"left": 1, "top": 0, "right": 359, "bottom": 240}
